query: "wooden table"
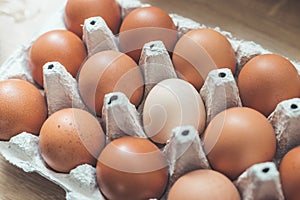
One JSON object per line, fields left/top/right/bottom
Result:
{"left": 0, "top": 0, "right": 299, "bottom": 199}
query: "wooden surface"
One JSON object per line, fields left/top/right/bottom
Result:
{"left": 0, "top": 0, "right": 299, "bottom": 199}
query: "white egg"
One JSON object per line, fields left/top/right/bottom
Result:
{"left": 143, "top": 78, "right": 206, "bottom": 144}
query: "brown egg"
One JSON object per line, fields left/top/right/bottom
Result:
{"left": 39, "top": 108, "right": 105, "bottom": 173}
{"left": 168, "top": 169, "right": 241, "bottom": 200}
{"left": 96, "top": 136, "right": 168, "bottom": 200}
{"left": 172, "top": 28, "right": 236, "bottom": 91}
{"left": 29, "top": 30, "right": 87, "bottom": 87}
{"left": 203, "top": 107, "right": 276, "bottom": 180}
{"left": 119, "top": 6, "right": 178, "bottom": 62}
{"left": 280, "top": 146, "right": 300, "bottom": 200}
{"left": 0, "top": 79, "right": 47, "bottom": 140}
{"left": 238, "top": 54, "right": 300, "bottom": 116}
{"left": 78, "top": 50, "right": 144, "bottom": 116}
{"left": 64, "top": 0, "right": 121, "bottom": 37}
{"left": 143, "top": 78, "right": 206, "bottom": 144}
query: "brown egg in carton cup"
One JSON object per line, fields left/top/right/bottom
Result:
{"left": 1, "top": 0, "right": 300, "bottom": 199}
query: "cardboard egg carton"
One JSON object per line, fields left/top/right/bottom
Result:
{"left": 0, "top": 0, "right": 300, "bottom": 199}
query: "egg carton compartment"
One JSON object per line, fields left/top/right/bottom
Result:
{"left": 0, "top": 0, "right": 300, "bottom": 199}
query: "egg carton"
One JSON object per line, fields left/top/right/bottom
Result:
{"left": 0, "top": 0, "right": 300, "bottom": 199}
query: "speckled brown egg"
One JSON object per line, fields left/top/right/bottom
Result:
{"left": 280, "top": 146, "right": 300, "bottom": 200}
{"left": 39, "top": 108, "right": 105, "bottom": 173}
{"left": 238, "top": 54, "right": 300, "bottom": 116}
{"left": 0, "top": 79, "right": 47, "bottom": 140}
{"left": 96, "top": 136, "right": 168, "bottom": 200}
{"left": 172, "top": 28, "right": 236, "bottom": 91}
{"left": 203, "top": 107, "right": 276, "bottom": 180}
{"left": 119, "top": 6, "right": 178, "bottom": 62}
{"left": 64, "top": 0, "right": 121, "bottom": 37}
{"left": 168, "top": 169, "right": 241, "bottom": 200}
{"left": 29, "top": 29, "right": 87, "bottom": 87}
{"left": 78, "top": 50, "right": 144, "bottom": 116}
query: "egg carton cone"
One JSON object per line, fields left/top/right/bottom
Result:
{"left": 82, "top": 16, "right": 119, "bottom": 57}
{"left": 102, "top": 92, "right": 146, "bottom": 142}
{"left": 268, "top": 98, "right": 300, "bottom": 165}
{"left": 164, "top": 126, "right": 210, "bottom": 185}
{"left": 43, "top": 61, "right": 87, "bottom": 115}
{"left": 235, "top": 162, "right": 284, "bottom": 200}
{"left": 82, "top": 0, "right": 150, "bottom": 56}
{"left": 1, "top": 0, "right": 300, "bottom": 199}
{"left": 138, "top": 40, "right": 177, "bottom": 113}
{"left": 200, "top": 68, "right": 242, "bottom": 126}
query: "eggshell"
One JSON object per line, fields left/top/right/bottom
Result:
{"left": 29, "top": 30, "right": 87, "bottom": 87}
{"left": 238, "top": 54, "right": 300, "bottom": 116}
{"left": 167, "top": 169, "right": 241, "bottom": 200}
{"left": 203, "top": 107, "right": 276, "bottom": 180}
{"left": 143, "top": 78, "right": 206, "bottom": 144}
{"left": 102, "top": 92, "right": 146, "bottom": 142}
{"left": 39, "top": 108, "right": 105, "bottom": 173}
{"left": 77, "top": 50, "right": 144, "bottom": 116}
{"left": 280, "top": 146, "right": 300, "bottom": 200}
{"left": 119, "top": 6, "right": 178, "bottom": 62}
{"left": 172, "top": 28, "right": 236, "bottom": 91}
{"left": 0, "top": 79, "right": 47, "bottom": 140}
{"left": 64, "top": 0, "right": 121, "bottom": 37}
{"left": 96, "top": 136, "right": 168, "bottom": 200}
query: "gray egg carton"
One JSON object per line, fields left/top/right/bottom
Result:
{"left": 1, "top": 0, "right": 300, "bottom": 199}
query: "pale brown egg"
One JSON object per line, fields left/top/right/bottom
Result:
{"left": 143, "top": 78, "right": 206, "bottom": 144}
{"left": 203, "top": 107, "right": 276, "bottom": 180}
{"left": 168, "top": 169, "right": 241, "bottom": 200}
{"left": 77, "top": 50, "right": 144, "bottom": 116}
{"left": 96, "top": 136, "right": 168, "bottom": 200}
{"left": 280, "top": 146, "right": 300, "bottom": 200}
{"left": 172, "top": 28, "right": 236, "bottom": 91}
{"left": 238, "top": 54, "right": 300, "bottom": 116}
{"left": 119, "top": 6, "right": 178, "bottom": 62}
{"left": 0, "top": 79, "right": 47, "bottom": 140}
{"left": 64, "top": 0, "right": 121, "bottom": 37}
{"left": 29, "top": 30, "right": 87, "bottom": 87}
{"left": 39, "top": 108, "right": 105, "bottom": 173}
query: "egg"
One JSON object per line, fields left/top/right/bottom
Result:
{"left": 39, "top": 108, "right": 105, "bottom": 173}
{"left": 0, "top": 79, "right": 47, "bottom": 140}
{"left": 203, "top": 107, "right": 276, "bottom": 180}
{"left": 238, "top": 54, "right": 300, "bottom": 116}
{"left": 96, "top": 136, "right": 168, "bottom": 200}
{"left": 143, "top": 78, "right": 206, "bottom": 144}
{"left": 64, "top": 0, "right": 121, "bottom": 37}
{"left": 119, "top": 6, "right": 178, "bottom": 62}
{"left": 280, "top": 146, "right": 300, "bottom": 200}
{"left": 29, "top": 30, "right": 87, "bottom": 87}
{"left": 78, "top": 50, "right": 144, "bottom": 116}
{"left": 172, "top": 28, "right": 236, "bottom": 91}
{"left": 168, "top": 169, "right": 241, "bottom": 200}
